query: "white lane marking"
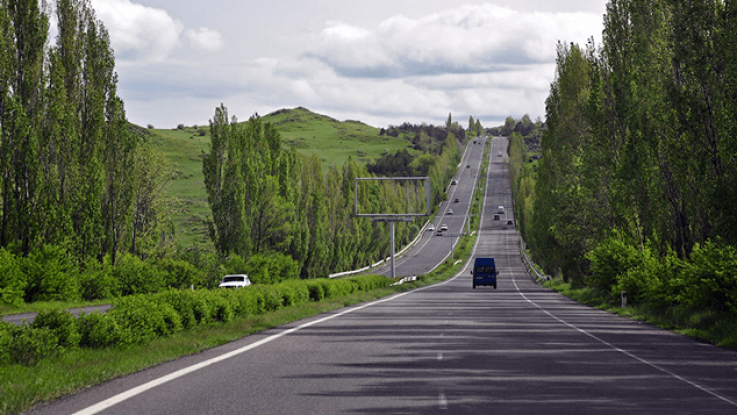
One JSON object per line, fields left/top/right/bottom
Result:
{"left": 512, "top": 278, "right": 737, "bottom": 408}
{"left": 438, "top": 392, "right": 448, "bottom": 410}
{"left": 72, "top": 287, "right": 430, "bottom": 415}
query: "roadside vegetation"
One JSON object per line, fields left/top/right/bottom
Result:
{"left": 0, "top": 140, "right": 491, "bottom": 415}
{"left": 509, "top": 1, "right": 737, "bottom": 350}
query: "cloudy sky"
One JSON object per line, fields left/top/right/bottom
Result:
{"left": 86, "top": 0, "right": 609, "bottom": 129}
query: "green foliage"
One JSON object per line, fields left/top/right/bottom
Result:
{"left": 2, "top": 325, "right": 59, "bottom": 366}
{"left": 682, "top": 241, "right": 737, "bottom": 313}
{"left": 586, "top": 235, "right": 645, "bottom": 295}
{"left": 78, "top": 311, "right": 123, "bottom": 349}
{"left": 155, "top": 258, "right": 206, "bottom": 289}
{"left": 110, "top": 295, "right": 182, "bottom": 345}
{"left": 30, "top": 309, "right": 80, "bottom": 349}
{"left": 244, "top": 253, "right": 300, "bottom": 285}
{"left": 78, "top": 258, "right": 118, "bottom": 300}
{"left": 0, "top": 248, "right": 25, "bottom": 306}
{"left": 23, "top": 245, "right": 80, "bottom": 303}
{"left": 112, "top": 254, "right": 166, "bottom": 296}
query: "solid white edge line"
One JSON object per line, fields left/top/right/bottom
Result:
{"left": 512, "top": 278, "right": 737, "bottom": 408}
{"left": 71, "top": 289, "right": 420, "bottom": 415}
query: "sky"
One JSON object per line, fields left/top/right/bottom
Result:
{"left": 84, "top": 0, "right": 610, "bottom": 129}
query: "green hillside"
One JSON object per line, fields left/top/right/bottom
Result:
{"left": 147, "top": 107, "right": 415, "bottom": 248}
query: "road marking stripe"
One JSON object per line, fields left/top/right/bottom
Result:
{"left": 512, "top": 278, "right": 737, "bottom": 408}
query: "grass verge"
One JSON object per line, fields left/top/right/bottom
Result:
{"left": 543, "top": 278, "right": 737, "bottom": 351}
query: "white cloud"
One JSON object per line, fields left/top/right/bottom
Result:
{"left": 90, "top": 0, "right": 224, "bottom": 62}
{"left": 185, "top": 27, "right": 225, "bottom": 51}
{"left": 306, "top": 4, "right": 601, "bottom": 78}
{"left": 90, "top": 0, "right": 183, "bottom": 62}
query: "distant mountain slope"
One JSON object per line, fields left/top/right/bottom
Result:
{"left": 262, "top": 107, "right": 413, "bottom": 168}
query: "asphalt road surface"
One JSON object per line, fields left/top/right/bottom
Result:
{"left": 24, "top": 138, "right": 737, "bottom": 414}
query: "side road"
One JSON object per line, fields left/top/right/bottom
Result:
{"left": 2, "top": 305, "right": 112, "bottom": 325}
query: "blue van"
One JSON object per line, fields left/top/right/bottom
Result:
{"left": 471, "top": 257, "right": 497, "bottom": 289}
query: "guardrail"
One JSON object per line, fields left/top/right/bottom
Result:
{"left": 328, "top": 219, "right": 431, "bottom": 278}
{"left": 519, "top": 238, "right": 549, "bottom": 283}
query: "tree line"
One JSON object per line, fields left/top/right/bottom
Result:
{"left": 511, "top": 0, "right": 737, "bottom": 312}
{"left": 203, "top": 105, "right": 461, "bottom": 279}
{"left": 0, "top": 0, "right": 464, "bottom": 306}
{"left": 0, "top": 0, "right": 169, "bottom": 265}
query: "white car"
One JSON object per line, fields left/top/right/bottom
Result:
{"left": 218, "top": 274, "right": 251, "bottom": 288}
{"left": 428, "top": 225, "right": 435, "bottom": 232}
{"left": 440, "top": 224, "right": 448, "bottom": 231}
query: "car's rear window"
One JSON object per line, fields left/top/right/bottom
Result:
{"left": 223, "top": 276, "right": 245, "bottom": 282}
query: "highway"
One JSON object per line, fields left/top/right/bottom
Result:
{"left": 371, "top": 135, "right": 513, "bottom": 278}
{"left": 25, "top": 137, "right": 737, "bottom": 414}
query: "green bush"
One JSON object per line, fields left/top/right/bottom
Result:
{"left": 244, "top": 253, "right": 300, "bottom": 285}
{"left": 78, "top": 311, "right": 124, "bottom": 348}
{"left": 157, "top": 290, "right": 198, "bottom": 329}
{"left": 4, "top": 324, "right": 59, "bottom": 366}
{"left": 30, "top": 309, "right": 80, "bottom": 349}
{"left": 113, "top": 254, "right": 166, "bottom": 296}
{"left": 305, "top": 280, "right": 325, "bottom": 301}
{"left": 78, "top": 258, "right": 119, "bottom": 300}
{"left": 190, "top": 291, "right": 214, "bottom": 324}
{"left": 586, "top": 236, "right": 642, "bottom": 296}
{"left": 0, "top": 321, "right": 13, "bottom": 364}
{"left": 683, "top": 241, "right": 737, "bottom": 314}
{"left": 156, "top": 258, "right": 206, "bottom": 289}
{"left": 110, "top": 295, "right": 181, "bottom": 344}
{"left": 204, "top": 292, "right": 233, "bottom": 323}
{"left": 0, "top": 248, "right": 25, "bottom": 307}
{"left": 23, "top": 245, "right": 80, "bottom": 303}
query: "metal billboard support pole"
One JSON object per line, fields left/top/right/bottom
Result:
{"left": 390, "top": 221, "right": 395, "bottom": 279}
{"left": 354, "top": 177, "right": 431, "bottom": 280}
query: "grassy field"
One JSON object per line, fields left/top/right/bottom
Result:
{"left": 146, "top": 107, "right": 415, "bottom": 249}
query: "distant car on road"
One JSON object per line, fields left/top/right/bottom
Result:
{"left": 466, "top": 164, "right": 470, "bottom": 168}
{"left": 428, "top": 225, "right": 435, "bottom": 232}
{"left": 447, "top": 208, "right": 453, "bottom": 215}
{"left": 493, "top": 214, "right": 500, "bottom": 221}
{"left": 451, "top": 179, "right": 458, "bottom": 185}
{"left": 497, "top": 206, "right": 505, "bottom": 214}
{"left": 440, "top": 224, "right": 448, "bottom": 231}
{"left": 218, "top": 274, "right": 251, "bottom": 288}
{"left": 453, "top": 198, "right": 459, "bottom": 203}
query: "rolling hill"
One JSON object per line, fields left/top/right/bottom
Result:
{"left": 146, "top": 107, "right": 417, "bottom": 248}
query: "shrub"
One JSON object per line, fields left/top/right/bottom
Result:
{"left": 0, "top": 248, "right": 25, "bottom": 307}
{"left": 586, "top": 236, "right": 642, "bottom": 296}
{"left": 305, "top": 280, "right": 325, "bottom": 301}
{"left": 682, "top": 241, "right": 737, "bottom": 314}
{"left": 78, "top": 258, "right": 119, "bottom": 300}
{"left": 4, "top": 324, "right": 59, "bottom": 366}
{"left": 0, "top": 321, "right": 13, "bottom": 364}
{"left": 156, "top": 258, "right": 206, "bottom": 289}
{"left": 157, "top": 290, "right": 197, "bottom": 329}
{"left": 78, "top": 311, "right": 124, "bottom": 348}
{"left": 30, "top": 309, "right": 80, "bottom": 349}
{"left": 23, "top": 245, "right": 80, "bottom": 303}
{"left": 113, "top": 254, "right": 166, "bottom": 296}
{"left": 110, "top": 295, "right": 180, "bottom": 344}
{"left": 204, "top": 292, "right": 233, "bottom": 323}
{"left": 189, "top": 290, "right": 214, "bottom": 324}
{"left": 227, "top": 289, "right": 260, "bottom": 317}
